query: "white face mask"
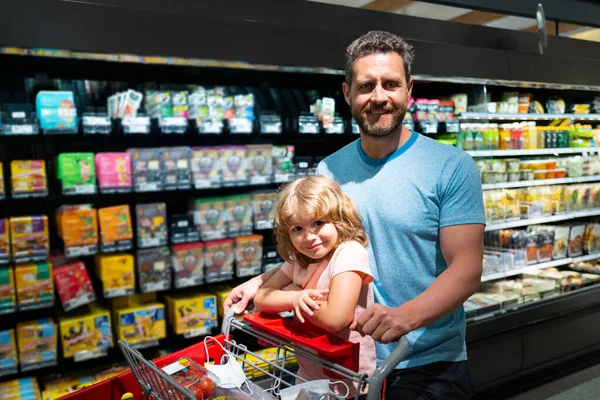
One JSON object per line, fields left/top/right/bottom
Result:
{"left": 203, "top": 336, "right": 251, "bottom": 393}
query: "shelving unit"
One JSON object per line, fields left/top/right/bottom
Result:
{"left": 485, "top": 209, "right": 600, "bottom": 231}
{"left": 481, "top": 175, "right": 600, "bottom": 190}
{"left": 468, "top": 148, "right": 598, "bottom": 157}
{"left": 459, "top": 112, "right": 600, "bottom": 121}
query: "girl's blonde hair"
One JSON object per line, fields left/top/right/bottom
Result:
{"left": 274, "top": 175, "right": 368, "bottom": 268}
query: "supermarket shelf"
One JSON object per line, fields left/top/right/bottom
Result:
{"left": 468, "top": 148, "right": 599, "bottom": 157}
{"left": 485, "top": 208, "right": 600, "bottom": 231}
{"left": 482, "top": 175, "right": 600, "bottom": 190}
{"left": 481, "top": 253, "right": 600, "bottom": 282}
{"left": 458, "top": 112, "right": 600, "bottom": 121}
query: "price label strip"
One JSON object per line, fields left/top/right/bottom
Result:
{"left": 74, "top": 348, "right": 108, "bottom": 362}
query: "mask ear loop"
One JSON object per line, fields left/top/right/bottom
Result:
{"left": 203, "top": 336, "right": 253, "bottom": 396}
{"left": 329, "top": 380, "right": 350, "bottom": 399}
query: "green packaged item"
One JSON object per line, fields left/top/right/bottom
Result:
{"left": 56, "top": 153, "right": 96, "bottom": 195}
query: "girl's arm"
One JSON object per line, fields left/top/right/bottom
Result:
{"left": 254, "top": 269, "right": 328, "bottom": 322}
{"left": 306, "top": 271, "right": 365, "bottom": 333}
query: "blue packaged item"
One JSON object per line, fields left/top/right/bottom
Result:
{"left": 36, "top": 91, "right": 78, "bottom": 131}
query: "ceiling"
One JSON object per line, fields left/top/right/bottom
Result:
{"left": 306, "top": 0, "right": 600, "bottom": 41}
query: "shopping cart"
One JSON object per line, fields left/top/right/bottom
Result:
{"left": 63, "top": 306, "right": 408, "bottom": 400}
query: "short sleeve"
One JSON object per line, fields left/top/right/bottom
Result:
{"left": 439, "top": 152, "right": 486, "bottom": 228}
{"left": 280, "top": 262, "right": 294, "bottom": 280}
{"left": 330, "top": 241, "right": 374, "bottom": 284}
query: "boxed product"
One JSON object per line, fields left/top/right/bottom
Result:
{"left": 0, "top": 266, "right": 16, "bottom": 312}
{"left": 136, "top": 203, "right": 168, "bottom": 248}
{"left": 56, "top": 153, "right": 96, "bottom": 194}
{"left": 129, "top": 148, "right": 163, "bottom": 192}
{"left": 160, "top": 147, "right": 192, "bottom": 190}
{"left": 165, "top": 292, "right": 217, "bottom": 335}
{"left": 219, "top": 145, "right": 248, "bottom": 186}
{"left": 272, "top": 145, "right": 295, "bottom": 183}
{"left": 0, "top": 378, "right": 41, "bottom": 400}
{"left": 58, "top": 306, "right": 113, "bottom": 359}
{"left": 224, "top": 194, "right": 254, "bottom": 237}
{"left": 552, "top": 226, "right": 570, "bottom": 260}
{"left": 98, "top": 205, "right": 133, "bottom": 252}
{"left": 56, "top": 205, "right": 98, "bottom": 255}
{"left": 463, "top": 293, "right": 501, "bottom": 318}
{"left": 252, "top": 190, "right": 279, "bottom": 230}
{"left": 112, "top": 298, "right": 166, "bottom": 345}
{"left": 95, "top": 152, "right": 132, "bottom": 191}
{"left": 137, "top": 247, "right": 172, "bottom": 293}
{"left": 0, "top": 329, "right": 18, "bottom": 371}
{"left": 569, "top": 224, "right": 586, "bottom": 257}
{"left": 170, "top": 214, "right": 199, "bottom": 243}
{"left": 36, "top": 91, "right": 77, "bottom": 131}
{"left": 247, "top": 144, "right": 273, "bottom": 185}
{"left": 208, "top": 285, "right": 234, "bottom": 319}
{"left": 11, "top": 160, "right": 48, "bottom": 196}
{"left": 584, "top": 223, "right": 600, "bottom": 255}
{"left": 0, "top": 162, "right": 5, "bottom": 199}
{"left": 52, "top": 261, "right": 96, "bottom": 311}
{"left": 532, "top": 268, "right": 584, "bottom": 292}
{"left": 234, "top": 235, "right": 264, "bottom": 278}
{"left": 42, "top": 372, "right": 95, "bottom": 399}
{"left": 204, "top": 239, "right": 234, "bottom": 283}
{"left": 95, "top": 253, "right": 135, "bottom": 298}
{"left": 160, "top": 358, "right": 218, "bottom": 400}
{"left": 16, "top": 318, "right": 57, "bottom": 368}
{"left": 15, "top": 261, "right": 54, "bottom": 310}
{"left": 190, "top": 197, "right": 227, "bottom": 241}
{"left": 9, "top": 215, "right": 50, "bottom": 261}
{"left": 191, "top": 146, "right": 221, "bottom": 189}
{"left": 0, "top": 218, "right": 10, "bottom": 263}
{"left": 171, "top": 242, "right": 204, "bottom": 289}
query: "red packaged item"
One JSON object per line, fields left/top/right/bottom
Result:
{"left": 161, "top": 357, "right": 219, "bottom": 399}
{"left": 53, "top": 260, "right": 96, "bottom": 311}
{"left": 171, "top": 242, "right": 204, "bottom": 289}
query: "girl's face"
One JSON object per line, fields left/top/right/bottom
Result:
{"left": 289, "top": 209, "right": 338, "bottom": 261}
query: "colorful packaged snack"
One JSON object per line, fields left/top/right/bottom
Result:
{"left": 204, "top": 239, "right": 234, "bottom": 284}
{"left": 52, "top": 261, "right": 96, "bottom": 312}
{"left": 190, "top": 198, "right": 227, "bottom": 241}
{"left": 0, "top": 162, "right": 5, "bottom": 199}
{"left": 252, "top": 190, "right": 279, "bottom": 230}
{"left": 170, "top": 214, "right": 199, "bottom": 244}
{"left": 165, "top": 293, "right": 217, "bottom": 335}
{"left": 56, "top": 205, "right": 98, "bottom": 256}
{"left": 0, "top": 266, "right": 16, "bottom": 313}
{"left": 56, "top": 153, "right": 97, "bottom": 195}
{"left": 247, "top": 144, "right": 273, "bottom": 185}
{"left": 272, "top": 145, "right": 295, "bottom": 183}
{"left": 113, "top": 300, "right": 166, "bottom": 345}
{"left": 234, "top": 235, "right": 264, "bottom": 278}
{"left": 58, "top": 306, "right": 113, "bottom": 359}
{"left": 224, "top": 194, "right": 253, "bottom": 237}
{"left": 569, "top": 224, "right": 586, "bottom": 257}
{"left": 15, "top": 261, "right": 54, "bottom": 310}
{"left": 98, "top": 205, "right": 133, "bottom": 253}
{"left": 219, "top": 145, "right": 248, "bottom": 187}
{"left": 0, "top": 218, "right": 10, "bottom": 263}
{"left": 191, "top": 147, "right": 221, "bottom": 189}
{"left": 129, "top": 148, "right": 163, "bottom": 192}
{"left": 0, "top": 329, "right": 18, "bottom": 372}
{"left": 9, "top": 215, "right": 50, "bottom": 262}
{"left": 171, "top": 242, "right": 204, "bottom": 289}
{"left": 136, "top": 203, "right": 168, "bottom": 248}
{"left": 10, "top": 160, "right": 48, "bottom": 197}
{"left": 16, "top": 318, "right": 57, "bottom": 368}
{"left": 160, "top": 147, "right": 192, "bottom": 190}
{"left": 36, "top": 91, "right": 77, "bottom": 132}
{"left": 137, "top": 247, "right": 172, "bottom": 293}
{"left": 95, "top": 152, "right": 132, "bottom": 192}
{"left": 94, "top": 253, "right": 135, "bottom": 298}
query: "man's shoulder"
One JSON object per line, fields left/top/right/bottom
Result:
{"left": 317, "top": 139, "right": 360, "bottom": 177}
{"left": 416, "top": 133, "right": 467, "bottom": 159}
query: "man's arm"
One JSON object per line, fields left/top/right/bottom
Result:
{"left": 223, "top": 266, "right": 281, "bottom": 315}
{"left": 351, "top": 223, "right": 483, "bottom": 343}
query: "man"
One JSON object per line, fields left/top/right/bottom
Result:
{"left": 225, "top": 30, "right": 485, "bottom": 399}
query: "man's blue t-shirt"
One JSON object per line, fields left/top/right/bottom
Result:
{"left": 317, "top": 131, "right": 485, "bottom": 368}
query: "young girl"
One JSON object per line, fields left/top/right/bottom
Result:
{"left": 254, "top": 175, "right": 375, "bottom": 398}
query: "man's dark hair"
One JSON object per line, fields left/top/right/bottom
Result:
{"left": 345, "top": 31, "right": 415, "bottom": 85}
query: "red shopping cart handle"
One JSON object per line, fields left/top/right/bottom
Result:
{"left": 244, "top": 312, "right": 359, "bottom": 374}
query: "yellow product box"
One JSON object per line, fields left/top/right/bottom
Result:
{"left": 206, "top": 284, "right": 235, "bottom": 319}
{"left": 165, "top": 293, "right": 217, "bottom": 335}
{"left": 113, "top": 302, "right": 166, "bottom": 345}
{"left": 0, "top": 377, "right": 41, "bottom": 400}
{"left": 15, "top": 261, "right": 54, "bottom": 309}
{"left": 42, "top": 372, "right": 95, "bottom": 399}
{"left": 16, "top": 318, "right": 57, "bottom": 367}
{"left": 58, "top": 306, "right": 113, "bottom": 359}
{"left": 95, "top": 253, "right": 135, "bottom": 298}
{"left": 93, "top": 363, "right": 129, "bottom": 382}
{"left": 10, "top": 160, "right": 47, "bottom": 195}
{"left": 9, "top": 215, "right": 50, "bottom": 261}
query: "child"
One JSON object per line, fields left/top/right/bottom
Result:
{"left": 254, "top": 176, "right": 375, "bottom": 398}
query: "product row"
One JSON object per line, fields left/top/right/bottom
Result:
{"left": 483, "top": 184, "right": 600, "bottom": 223}
{"left": 0, "top": 234, "right": 279, "bottom": 314}
{"left": 3, "top": 144, "right": 295, "bottom": 198}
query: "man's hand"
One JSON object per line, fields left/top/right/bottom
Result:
{"left": 223, "top": 278, "right": 262, "bottom": 315}
{"left": 350, "top": 304, "right": 414, "bottom": 344}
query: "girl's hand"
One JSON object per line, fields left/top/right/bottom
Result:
{"left": 292, "top": 289, "right": 329, "bottom": 323}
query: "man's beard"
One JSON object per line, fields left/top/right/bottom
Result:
{"left": 351, "top": 102, "right": 407, "bottom": 138}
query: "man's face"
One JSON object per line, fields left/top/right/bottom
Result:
{"left": 343, "top": 52, "right": 413, "bottom": 138}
